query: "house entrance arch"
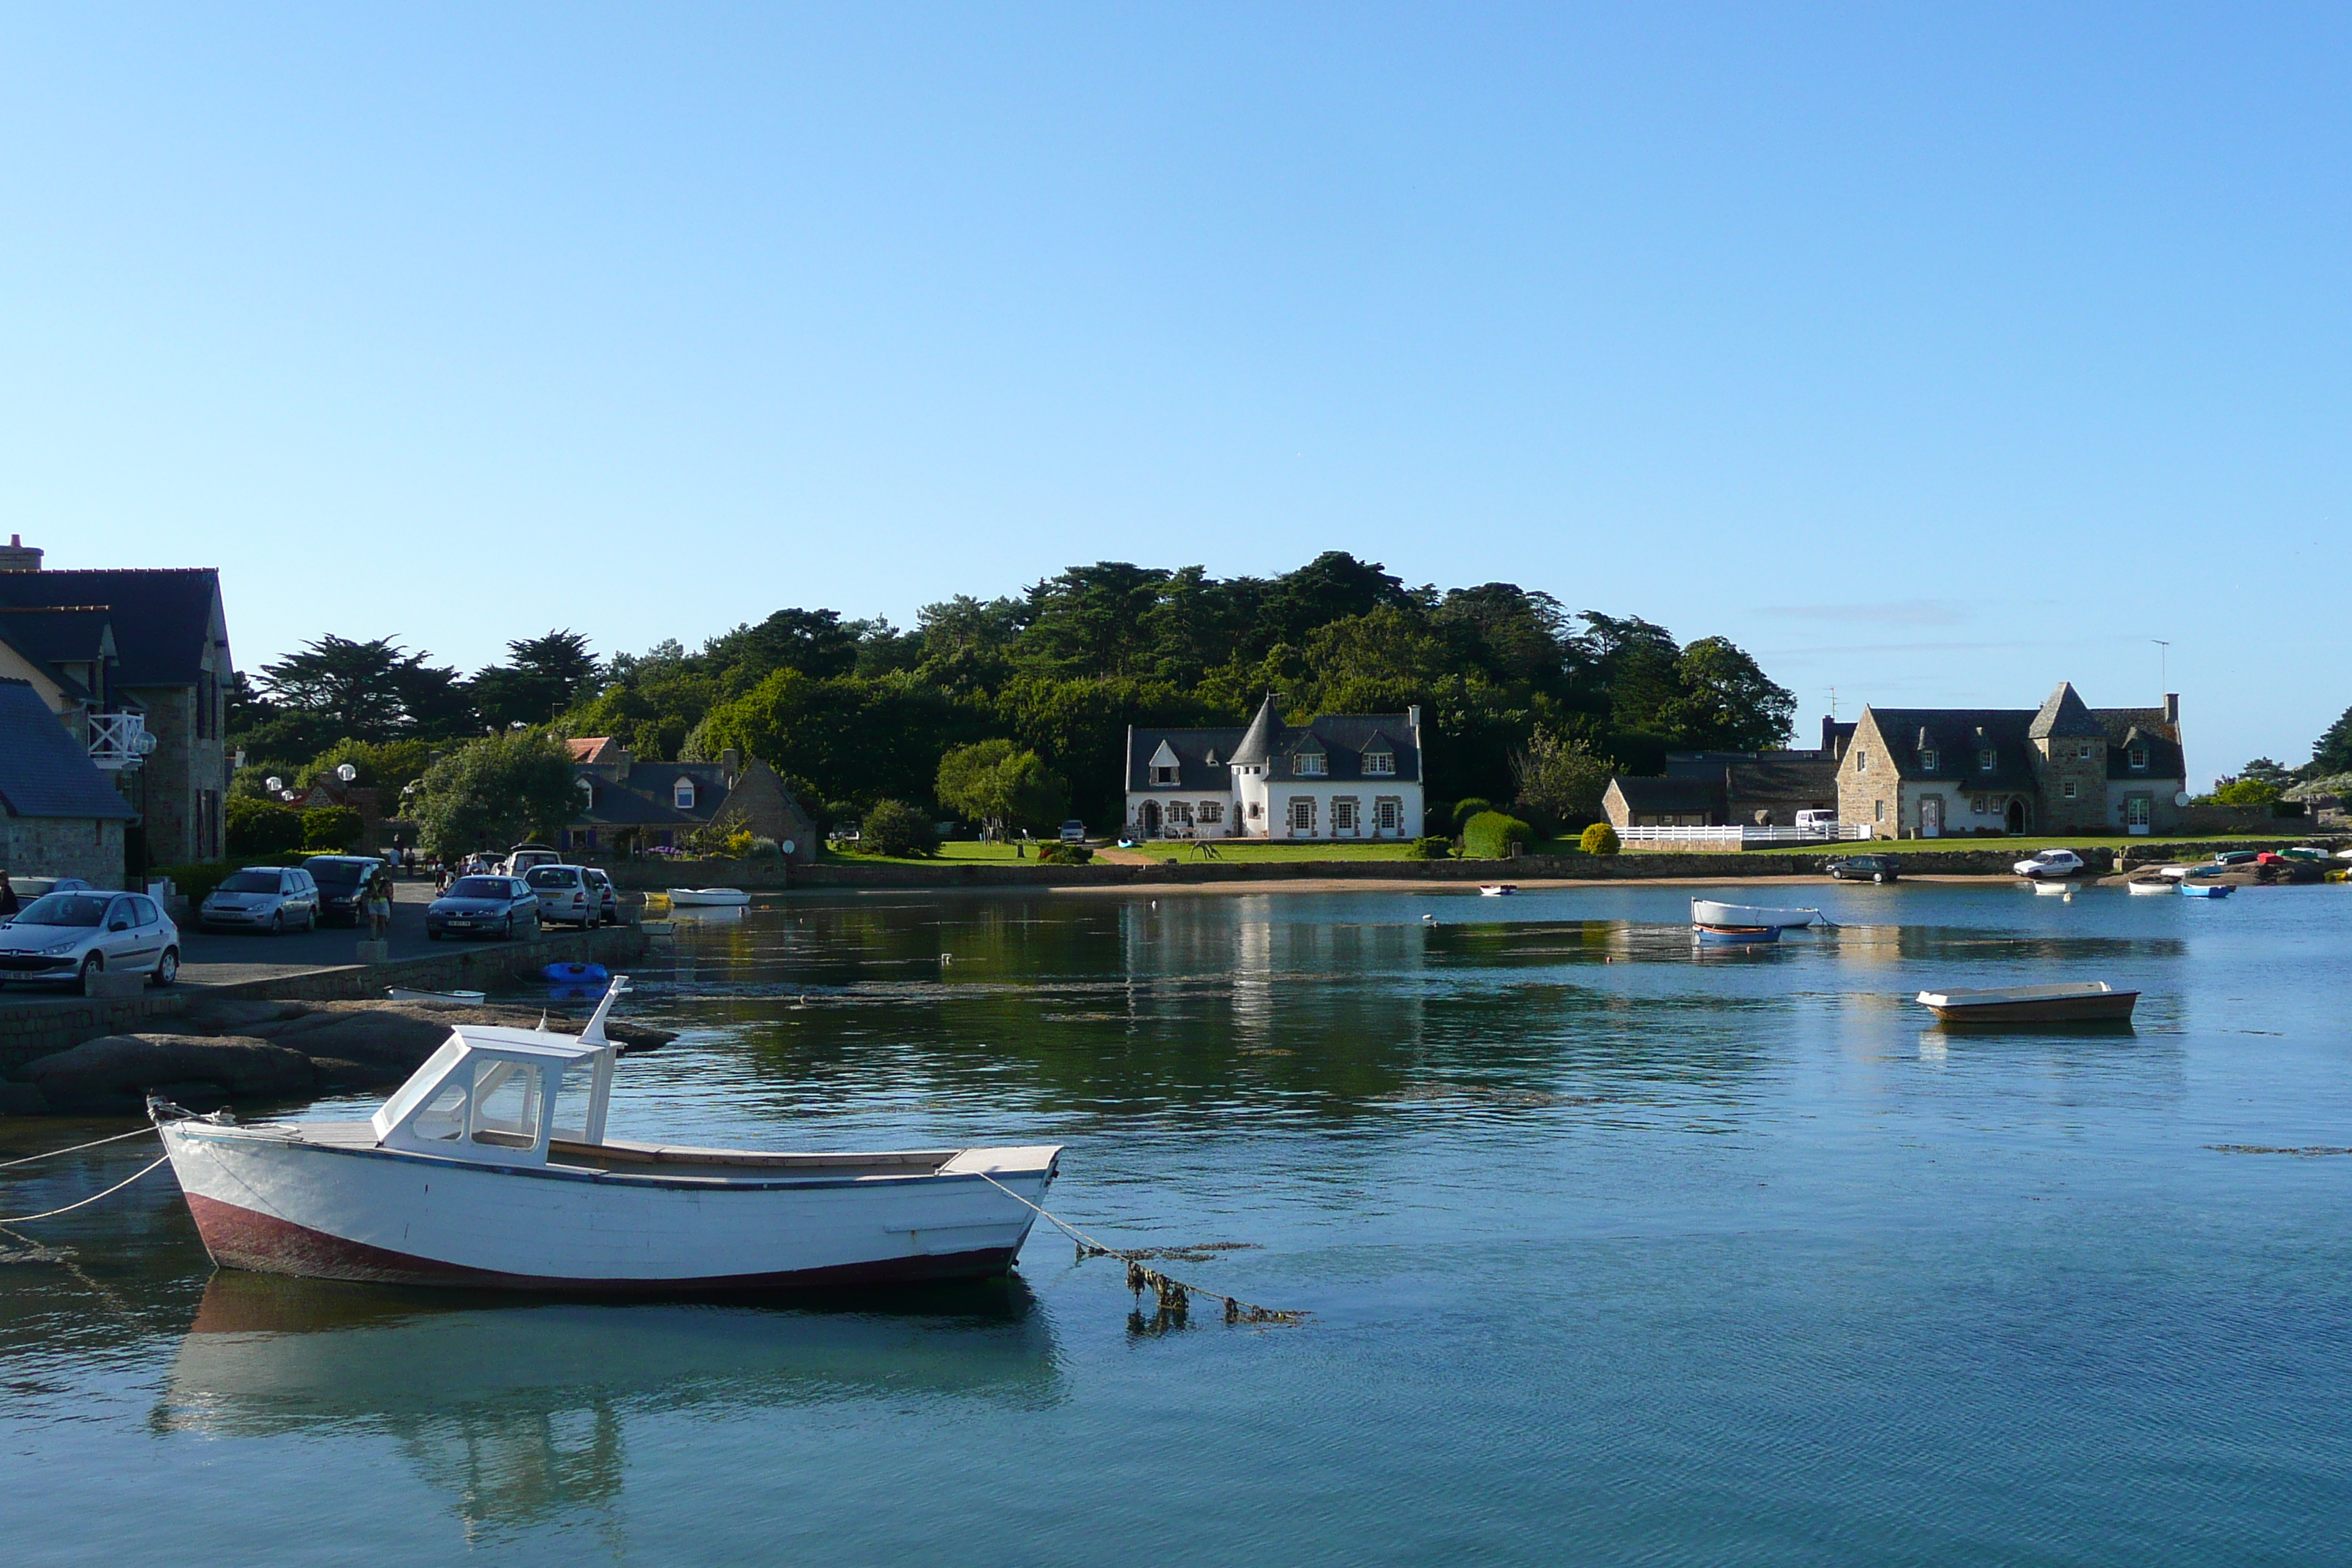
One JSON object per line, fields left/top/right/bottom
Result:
{"left": 1139, "top": 799, "right": 1161, "bottom": 837}
{"left": 2005, "top": 798, "right": 2027, "bottom": 834}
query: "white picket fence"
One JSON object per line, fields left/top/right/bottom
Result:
{"left": 1616, "top": 823, "right": 1872, "bottom": 846}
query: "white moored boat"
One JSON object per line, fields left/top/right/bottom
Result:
{"left": 667, "top": 887, "right": 752, "bottom": 907}
{"left": 152, "top": 978, "right": 1060, "bottom": 1293}
{"left": 1690, "top": 899, "right": 1820, "bottom": 929}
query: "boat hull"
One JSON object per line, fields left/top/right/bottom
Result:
{"left": 1917, "top": 989, "right": 2139, "bottom": 1025}
{"left": 1691, "top": 900, "right": 1816, "bottom": 929}
{"left": 159, "top": 1125, "right": 1055, "bottom": 1294}
{"left": 1695, "top": 924, "right": 1779, "bottom": 944}
{"left": 668, "top": 889, "right": 752, "bottom": 907}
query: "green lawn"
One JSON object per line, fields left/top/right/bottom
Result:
{"left": 1114, "top": 840, "right": 1422, "bottom": 863}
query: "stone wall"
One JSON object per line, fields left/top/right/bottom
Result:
{"left": 2035, "top": 738, "right": 2109, "bottom": 834}
{"left": 0, "top": 815, "right": 126, "bottom": 886}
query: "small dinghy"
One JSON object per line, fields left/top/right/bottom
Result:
{"left": 543, "top": 960, "right": 609, "bottom": 984}
{"left": 1479, "top": 883, "right": 1518, "bottom": 897}
{"left": 668, "top": 888, "right": 752, "bottom": 908}
{"left": 2179, "top": 881, "right": 2233, "bottom": 899}
{"left": 153, "top": 977, "right": 1059, "bottom": 1293}
{"left": 1695, "top": 924, "right": 1779, "bottom": 945}
{"left": 2032, "top": 879, "right": 2074, "bottom": 896}
{"left": 1915, "top": 981, "right": 2138, "bottom": 1025}
{"left": 2125, "top": 879, "right": 2174, "bottom": 895}
{"left": 1690, "top": 899, "right": 1820, "bottom": 929}
{"left": 385, "top": 987, "right": 486, "bottom": 1005}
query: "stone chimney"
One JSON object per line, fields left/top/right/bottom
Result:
{"left": 0, "top": 534, "right": 42, "bottom": 571}
{"left": 2163, "top": 693, "right": 2179, "bottom": 727}
{"left": 721, "top": 746, "right": 742, "bottom": 784}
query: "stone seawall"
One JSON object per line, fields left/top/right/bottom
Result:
{"left": 0, "top": 924, "right": 649, "bottom": 1075}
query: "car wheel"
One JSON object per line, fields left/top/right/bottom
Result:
{"left": 1873, "top": 872, "right": 1886, "bottom": 885}
{"left": 501, "top": 914, "right": 515, "bottom": 940}
{"left": 79, "top": 952, "right": 103, "bottom": 987}
{"left": 428, "top": 929, "right": 443, "bottom": 941}
{"left": 151, "top": 947, "right": 179, "bottom": 987}
{"left": 268, "top": 911, "right": 284, "bottom": 935}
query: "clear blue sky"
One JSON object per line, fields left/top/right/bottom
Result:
{"left": 6, "top": 5, "right": 2347, "bottom": 784}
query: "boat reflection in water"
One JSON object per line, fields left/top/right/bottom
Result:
{"left": 154, "top": 1270, "right": 1063, "bottom": 1537}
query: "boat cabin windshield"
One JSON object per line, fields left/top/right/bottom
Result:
{"left": 368, "top": 977, "right": 630, "bottom": 1164}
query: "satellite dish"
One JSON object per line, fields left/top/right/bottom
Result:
{"left": 264, "top": 775, "right": 284, "bottom": 792}
{"left": 2173, "top": 791, "right": 2190, "bottom": 807}
{"left": 780, "top": 839, "right": 796, "bottom": 856}
{"left": 335, "top": 763, "right": 359, "bottom": 783}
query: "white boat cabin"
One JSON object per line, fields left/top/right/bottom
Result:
{"left": 368, "top": 984, "right": 627, "bottom": 1167}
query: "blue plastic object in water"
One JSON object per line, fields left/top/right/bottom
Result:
{"left": 542, "top": 961, "right": 611, "bottom": 983}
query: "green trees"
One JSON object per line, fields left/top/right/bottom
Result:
{"left": 301, "top": 806, "right": 366, "bottom": 851}
{"left": 935, "top": 740, "right": 1068, "bottom": 838}
{"left": 226, "top": 797, "right": 302, "bottom": 856}
{"left": 858, "top": 800, "right": 938, "bottom": 858}
{"left": 409, "top": 733, "right": 580, "bottom": 859}
{"left": 2311, "top": 706, "right": 2352, "bottom": 778}
{"left": 1509, "top": 727, "right": 1616, "bottom": 830}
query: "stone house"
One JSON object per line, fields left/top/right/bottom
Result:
{"left": 0, "top": 677, "right": 139, "bottom": 885}
{"left": 0, "top": 536, "right": 234, "bottom": 866}
{"left": 1123, "top": 695, "right": 1426, "bottom": 841}
{"left": 1602, "top": 728, "right": 1844, "bottom": 830}
{"left": 1838, "top": 684, "right": 2187, "bottom": 839}
{"left": 562, "top": 737, "right": 817, "bottom": 862}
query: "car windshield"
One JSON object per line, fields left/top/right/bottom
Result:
{"left": 526, "top": 867, "right": 581, "bottom": 888}
{"left": 14, "top": 893, "right": 110, "bottom": 927}
{"left": 305, "top": 860, "right": 369, "bottom": 886}
{"left": 218, "top": 872, "right": 283, "bottom": 894}
{"left": 448, "top": 878, "right": 512, "bottom": 899}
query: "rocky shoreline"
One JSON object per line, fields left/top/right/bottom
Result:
{"left": 1, "top": 997, "right": 676, "bottom": 1117}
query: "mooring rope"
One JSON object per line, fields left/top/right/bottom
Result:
{"left": 967, "top": 1168, "right": 1303, "bottom": 1326}
{"left": 0, "top": 1153, "right": 173, "bottom": 1224}
{"left": 0, "top": 1125, "right": 158, "bottom": 1170}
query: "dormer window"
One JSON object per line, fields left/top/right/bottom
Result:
{"left": 673, "top": 777, "right": 696, "bottom": 810}
{"left": 2129, "top": 745, "right": 2148, "bottom": 770}
{"left": 1362, "top": 749, "right": 1395, "bottom": 776}
{"left": 1978, "top": 748, "right": 1997, "bottom": 772}
{"left": 1919, "top": 749, "right": 1938, "bottom": 772}
{"left": 1147, "top": 738, "right": 1182, "bottom": 786}
{"left": 1294, "top": 753, "right": 1327, "bottom": 777}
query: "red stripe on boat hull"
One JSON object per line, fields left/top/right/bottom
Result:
{"left": 181, "top": 1194, "right": 1021, "bottom": 1294}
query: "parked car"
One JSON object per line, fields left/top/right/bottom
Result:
{"left": 199, "top": 867, "right": 322, "bottom": 933}
{"left": 303, "top": 855, "right": 389, "bottom": 927}
{"left": 1059, "top": 820, "right": 1088, "bottom": 843}
{"left": 426, "top": 875, "right": 542, "bottom": 941}
{"left": 2013, "top": 848, "right": 2086, "bottom": 880}
{"left": 524, "top": 864, "right": 616, "bottom": 928}
{"left": 0, "top": 889, "right": 181, "bottom": 988}
{"left": 502, "top": 843, "right": 563, "bottom": 880}
{"left": 1827, "top": 853, "right": 1902, "bottom": 883}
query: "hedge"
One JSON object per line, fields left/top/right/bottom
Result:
{"left": 1461, "top": 811, "right": 1534, "bottom": 859}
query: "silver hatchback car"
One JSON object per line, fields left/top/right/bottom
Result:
{"left": 0, "top": 889, "right": 181, "bottom": 988}
{"left": 198, "top": 866, "right": 323, "bottom": 934}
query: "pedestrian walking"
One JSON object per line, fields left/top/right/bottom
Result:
{"left": 365, "top": 867, "right": 393, "bottom": 941}
{"left": 0, "top": 870, "right": 17, "bottom": 919}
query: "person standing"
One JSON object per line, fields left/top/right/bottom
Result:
{"left": 0, "top": 870, "right": 17, "bottom": 919}
{"left": 365, "top": 867, "right": 393, "bottom": 942}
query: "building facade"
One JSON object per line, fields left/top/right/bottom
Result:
{"left": 0, "top": 536, "right": 233, "bottom": 867}
{"left": 1838, "top": 684, "right": 2187, "bottom": 839}
{"left": 562, "top": 737, "right": 818, "bottom": 862}
{"left": 1602, "top": 728, "right": 1845, "bottom": 831}
{"left": 1123, "top": 696, "right": 1426, "bottom": 841}
{"left": 0, "top": 677, "right": 139, "bottom": 885}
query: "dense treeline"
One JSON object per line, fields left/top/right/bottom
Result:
{"left": 230, "top": 551, "right": 1802, "bottom": 829}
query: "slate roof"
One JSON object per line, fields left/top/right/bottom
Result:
{"left": 1726, "top": 756, "right": 1840, "bottom": 801}
{"left": 0, "top": 568, "right": 222, "bottom": 687}
{"left": 0, "top": 679, "right": 137, "bottom": 821}
{"left": 1860, "top": 708, "right": 2043, "bottom": 787}
{"left": 1126, "top": 707, "right": 1422, "bottom": 791}
{"left": 2028, "top": 682, "right": 2104, "bottom": 740}
{"left": 574, "top": 761, "right": 742, "bottom": 827}
{"left": 1606, "top": 776, "right": 1725, "bottom": 815}
{"left": 2092, "top": 708, "right": 2187, "bottom": 781}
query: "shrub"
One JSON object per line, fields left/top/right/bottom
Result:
{"left": 858, "top": 799, "right": 938, "bottom": 858}
{"left": 1405, "top": 836, "right": 1455, "bottom": 859}
{"left": 1461, "top": 811, "right": 1534, "bottom": 859}
{"left": 1451, "top": 797, "right": 1495, "bottom": 832}
{"left": 301, "top": 805, "right": 366, "bottom": 851}
{"left": 152, "top": 862, "right": 236, "bottom": 902}
{"left": 226, "top": 797, "right": 303, "bottom": 856}
{"left": 1036, "top": 843, "right": 1093, "bottom": 864}
{"left": 1580, "top": 822, "right": 1621, "bottom": 855}
{"left": 2210, "top": 777, "right": 2282, "bottom": 807}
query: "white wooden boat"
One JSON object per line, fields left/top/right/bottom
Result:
{"left": 2156, "top": 864, "right": 2193, "bottom": 880}
{"left": 667, "top": 887, "right": 752, "bottom": 907}
{"left": 1690, "top": 899, "right": 1819, "bottom": 929}
{"left": 153, "top": 978, "right": 1059, "bottom": 1293}
{"left": 2032, "top": 879, "right": 2074, "bottom": 896}
{"left": 2125, "top": 879, "right": 2174, "bottom": 895}
{"left": 385, "top": 987, "right": 487, "bottom": 1004}
{"left": 1915, "top": 981, "right": 2138, "bottom": 1025}
{"left": 1478, "top": 884, "right": 1518, "bottom": 897}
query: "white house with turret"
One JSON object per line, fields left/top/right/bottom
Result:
{"left": 1121, "top": 695, "right": 1427, "bottom": 841}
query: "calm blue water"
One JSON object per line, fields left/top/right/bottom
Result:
{"left": 4, "top": 879, "right": 2349, "bottom": 1564}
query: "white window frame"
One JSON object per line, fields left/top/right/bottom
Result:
{"left": 1920, "top": 750, "right": 1938, "bottom": 772}
{"left": 1150, "top": 765, "right": 1179, "bottom": 785}
{"left": 1978, "top": 749, "right": 1996, "bottom": 772}
{"left": 1332, "top": 796, "right": 1360, "bottom": 835}
{"left": 2129, "top": 745, "right": 2148, "bottom": 771}
{"left": 1196, "top": 801, "right": 1224, "bottom": 824}
{"left": 1287, "top": 796, "right": 1316, "bottom": 834}
{"left": 1374, "top": 796, "right": 1402, "bottom": 833}
{"left": 1294, "top": 753, "right": 1327, "bottom": 777}
{"left": 673, "top": 778, "right": 696, "bottom": 810}
{"left": 1855, "top": 751, "right": 1869, "bottom": 772}
{"left": 1362, "top": 750, "right": 1395, "bottom": 776}
{"left": 2062, "top": 779, "right": 2078, "bottom": 800}
{"left": 2125, "top": 794, "right": 2151, "bottom": 826}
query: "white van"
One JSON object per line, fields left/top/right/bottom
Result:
{"left": 1794, "top": 810, "right": 1839, "bottom": 834}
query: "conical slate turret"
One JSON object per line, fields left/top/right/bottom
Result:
{"left": 1230, "top": 692, "right": 1281, "bottom": 766}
